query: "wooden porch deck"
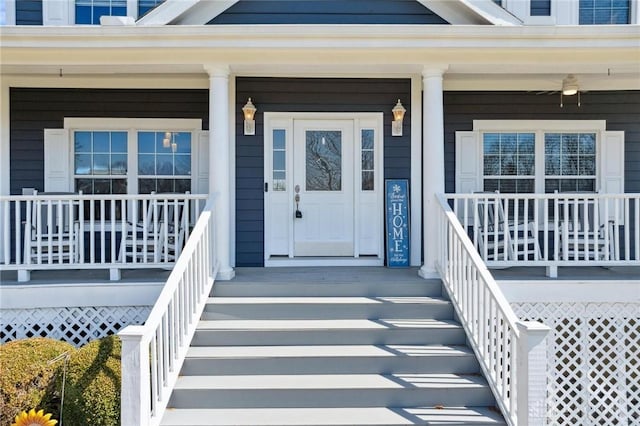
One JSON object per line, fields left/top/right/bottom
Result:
{"left": 1, "top": 265, "right": 638, "bottom": 287}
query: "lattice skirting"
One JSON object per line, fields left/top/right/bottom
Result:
{"left": 0, "top": 306, "right": 151, "bottom": 347}
{"left": 513, "top": 302, "right": 639, "bottom": 426}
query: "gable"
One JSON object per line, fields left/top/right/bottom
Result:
{"left": 207, "top": 0, "right": 449, "bottom": 25}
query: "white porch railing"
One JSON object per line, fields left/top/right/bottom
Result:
{"left": 447, "top": 193, "right": 640, "bottom": 275}
{"left": 119, "top": 194, "right": 218, "bottom": 426}
{"left": 435, "top": 194, "right": 550, "bottom": 426}
{"left": 0, "top": 193, "right": 207, "bottom": 281}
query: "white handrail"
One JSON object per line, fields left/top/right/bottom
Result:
{"left": 0, "top": 193, "right": 208, "bottom": 281}
{"left": 435, "top": 194, "right": 549, "bottom": 426}
{"left": 119, "top": 194, "right": 218, "bottom": 426}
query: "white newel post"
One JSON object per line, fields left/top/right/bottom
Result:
{"left": 516, "top": 321, "right": 551, "bottom": 426}
{"left": 120, "top": 327, "right": 150, "bottom": 426}
{"left": 206, "top": 65, "right": 235, "bottom": 280}
{"left": 419, "top": 67, "right": 447, "bottom": 279}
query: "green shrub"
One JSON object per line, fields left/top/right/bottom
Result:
{"left": 63, "top": 335, "right": 121, "bottom": 426}
{"left": 0, "top": 337, "right": 74, "bottom": 425}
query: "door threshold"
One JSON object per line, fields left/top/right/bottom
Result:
{"left": 265, "top": 257, "right": 384, "bottom": 267}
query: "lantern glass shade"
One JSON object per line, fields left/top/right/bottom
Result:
{"left": 242, "top": 98, "right": 257, "bottom": 120}
{"left": 392, "top": 99, "right": 406, "bottom": 122}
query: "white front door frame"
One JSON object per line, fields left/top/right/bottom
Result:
{"left": 264, "top": 112, "right": 384, "bottom": 266}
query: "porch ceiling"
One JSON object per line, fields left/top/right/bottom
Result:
{"left": 1, "top": 25, "right": 639, "bottom": 90}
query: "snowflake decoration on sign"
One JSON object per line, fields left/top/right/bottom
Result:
{"left": 393, "top": 184, "right": 401, "bottom": 193}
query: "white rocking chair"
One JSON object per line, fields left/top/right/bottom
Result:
{"left": 118, "top": 195, "right": 189, "bottom": 264}
{"left": 474, "top": 193, "right": 541, "bottom": 262}
{"left": 22, "top": 189, "right": 80, "bottom": 265}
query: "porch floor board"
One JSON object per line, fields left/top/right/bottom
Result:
{"left": 0, "top": 268, "right": 170, "bottom": 285}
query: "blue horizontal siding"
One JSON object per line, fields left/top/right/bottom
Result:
{"left": 235, "top": 77, "right": 412, "bottom": 266}
{"left": 16, "top": 0, "right": 43, "bottom": 25}
{"left": 209, "top": 0, "right": 448, "bottom": 24}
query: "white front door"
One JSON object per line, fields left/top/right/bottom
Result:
{"left": 264, "top": 113, "right": 384, "bottom": 263}
{"left": 293, "top": 120, "right": 354, "bottom": 256}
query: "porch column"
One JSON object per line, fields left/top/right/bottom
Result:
{"left": 419, "top": 67, "right": 447, "bottom": 279}
{"left": 206, "top": 65, "right": 235, "bottom": 280}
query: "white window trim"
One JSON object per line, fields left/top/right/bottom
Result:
{"left": 64, "top": 118, "right": 202, "bottom": 194}
{"left": 473, "top": 120, "right": 606, "bottom": 193}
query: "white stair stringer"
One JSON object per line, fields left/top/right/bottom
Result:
{"left": 161, "top": 270, "right": 506, "bottom": 426}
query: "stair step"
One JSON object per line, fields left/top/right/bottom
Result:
{"left": 202, "top": 296, "right": 453, "bottom": 320}
{"left": 181, "top": 344, "right": 479, "bottom": 375}
{"left": 213, "top": 280, "right": 442, "bottom": 297}
{"left": 161, "top": 406, "right": 507, "bottom": 425}
{"left": 192, "top": 319, "right": 466, "bottom": 346}
{"left": 169, "top": 373, "right": 495, "bottom": 408}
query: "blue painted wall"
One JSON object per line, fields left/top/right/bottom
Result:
{"left": 209, "top": 0, "right": 448, "bottom": 24}
{"left": 16, "top": 0, "right": 43, "bottom": 25}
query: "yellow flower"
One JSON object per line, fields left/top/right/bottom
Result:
{"left": 11, "top": 409, "right": 58, "bottom": 426}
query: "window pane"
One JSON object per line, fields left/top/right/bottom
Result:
{"left": 138, "top": 154, "right": 155, "bottom": 175}
{"left": 273, "top": 129, "right": 286, "bottom": 150}
{"left": 579, "top": 133, "right": 596, "bottom": 154}
{"left": 174, "top": 179, "right": 191, "bottom": 193}
{"left": 174, "top": 132, "right": 191, "bottom": 154}
{"left": 517, "top": 155, "right": 535, "bottom": 175}
{"left": 500, "top": 133, "right": 517, "bottom": 154}
{"left": 93, "top": 132, "right": 110, "bottom": 152}
{"left": 546, "top": 155, "right": 560, "bottom": 175}
{"left": 361, "top": 129, "right": 374, "bottom": 150}
{"left": 484, "top": 179, "right": 499, "bottom": 192}
{"left": 484, "top": 156, "right": 500, "bottom": 175}
{"left": 174, "top": 155, "right": 191, "bottom": 176}
{"left": 516, "top": 179, "right": 535, "bottom": 193}
{"left": 518, "top": 133, "right": 535, "bottom": 154}
{"left": 273, "top": 171, "right": 286, "bottom": 191}
{"left": 545, "top": 133, "right": 561, "bottom": 155}
{"left": 305, "top": 130, "right": 342, "bottom": 191}
{"left": 157, "top": 178, "right": 174, "bottom": 193}
{"left": 561, "top": 156, "right": 578, "bottom": 175}
{"left": 483, "top": 133, "right": 500, "bottom": 154}
{"left": 138, "top": 132, "right": 156, "bottom": 153}
{"left": 138, "top": 179, "right": 156, "bottom": 194}
{"left": 362, "top": 171, "right": 374, "bottom": 191}
{"left": 93, "top": 179, "right": 111, "bottom": 194}
{"left": 577, "top": 179, "right": 596, "bottom": 191}
{"left": 545, "top": 179, "right": 560, "bottom": 193}
{"left": 75, "top": 132, "right": 92, "bottom": 152}
{"left": 75, "top": 154, "right": 92, "bottom": 175}
{"left": 362, "top": 151, "right": 374, "bottom": 171}
{"left": 156, "top": 154, "right": 174, "bottom": 175}
{"left": 562, "top": 133, "right": 579, "bottom": 154}
{"left": 111, "top": 132, "right": 127, "bottom": 152}
{"left": 501, "top": 154, "right": 517, "bottom": 176}
{"left": 111, "top": 154, "right": 127, "bottom": 175}
{"left": 579, "top": 155, "right": 596, "bottom": 175}
{"left": 273, "top": 151, "right": 286, "bottom": 171}
{"left": 93, "top": 154, "right": 110, "bottom": 175}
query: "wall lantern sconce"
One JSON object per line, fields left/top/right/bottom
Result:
{"left": 391, "top": 99, "right": 406, "bottom": 136}
{"left": 560, "top": 74, "right": 581, "bottom": 108}
{"left": 242, "top": 98, "right": 257, "bottom": 135}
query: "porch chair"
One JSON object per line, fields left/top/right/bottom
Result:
{"left": 557, "top": 192, "right": 617, "bottom": 261}
{"left": 474, "top": 192, "right": 541, "bottom": 262}
{"left": 118, "top": 194, "right": 190, "bottom": 264}
{"left": 22, "top": 188, "right": 80, "bottom": 264}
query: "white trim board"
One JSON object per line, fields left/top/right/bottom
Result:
{"left": 499, "top": 281, "right": 640, "bottom": 303}
{"left": 265, "top": 258, "right": 385, "bottom": 267}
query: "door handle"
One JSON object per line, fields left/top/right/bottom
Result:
{"left": 294, "top": 189, "right": 302, "bottom": 218}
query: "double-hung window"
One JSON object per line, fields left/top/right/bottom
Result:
{"left": 76, "top": 0, "right": 127, "bottom": 24}
{"left": 579, "top": 0, "right": 630, "bottom": 24}
{"left": 43, "top": 118, "right": 205, "bottom": 196}
{"left": 456, "top": 120, "right": 624, "bottom": 195}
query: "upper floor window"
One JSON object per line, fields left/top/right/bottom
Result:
{"left": 139, "top": 0, "right": 165, "bottom": 17}
{"left": 76, "top": 0, "right": 126, "bottom": 24}
{"left": 579, "top": 0, "right": 630, "bottom": 24}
